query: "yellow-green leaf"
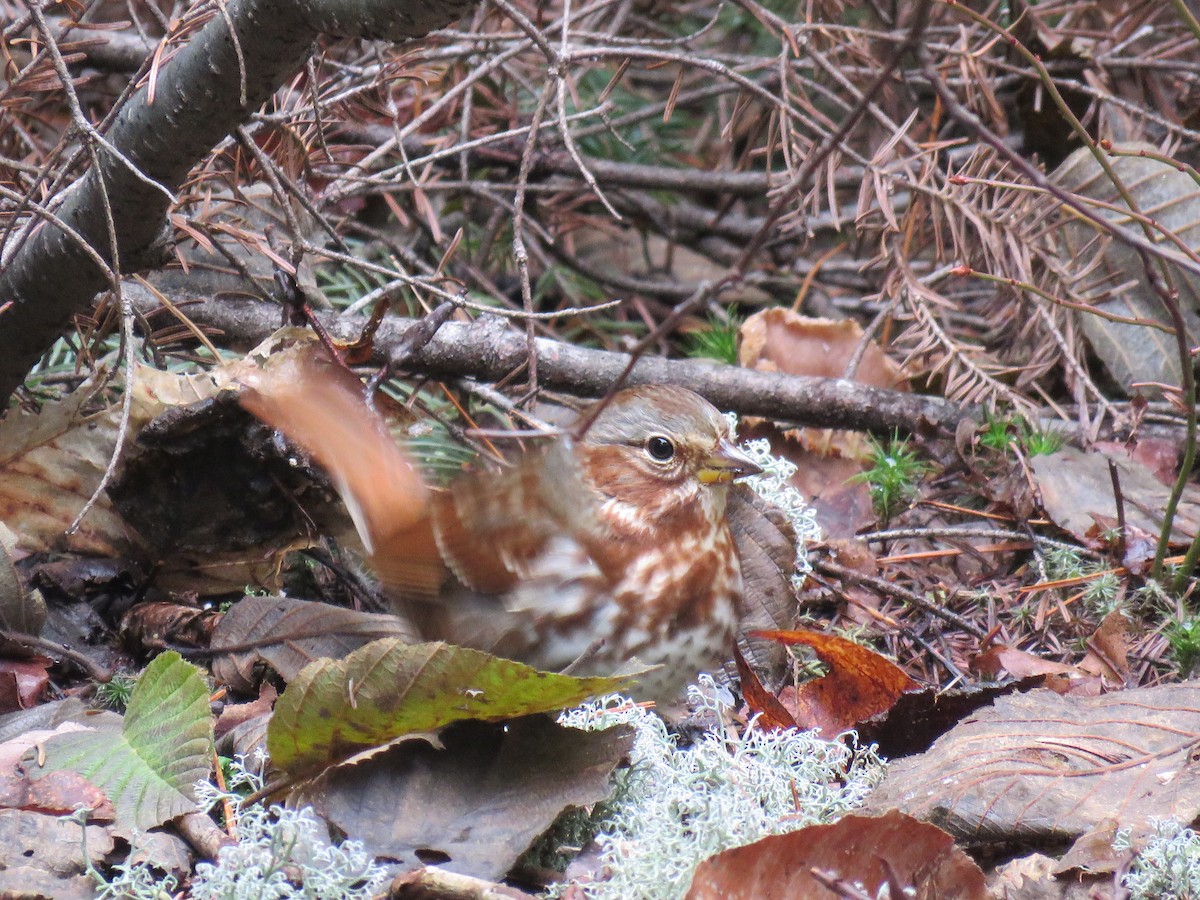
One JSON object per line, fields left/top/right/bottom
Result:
{"left": 267, "top": 639, "right": 635, "bottom": 777}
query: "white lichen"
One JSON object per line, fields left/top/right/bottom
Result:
{"left": 189, "top": 753, "right": 388, "bottom": 900}
{"left": 551, "top": 677, "right": 885, "bottom": 900}
{"left": 726, "top": 415, "right": 823, "bottom": 589}
{"left": 1117, "top": 818, "right": 1200, "bottom": 900}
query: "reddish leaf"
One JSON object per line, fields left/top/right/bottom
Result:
{"left": 214, "top": 683, "right": 277, "bottom": 740}
{"left": 0, "top": 658, "right": 51, "bottom": 713}
{"left": 1080, "top": 610, "right": 1131, "bottom": 685}
{"left": 971, "top": 645, "right": 1084, "bottom": 681}
{"left": 731, "top": 644, "right": 796, "bottom": 730}
{"left": 0, "top": 769, "right": 113, "bottom": 820}
{"left": 754, "top": 629, "right": 919, "bottom": 738}
{"left": 685, "top": 809, "right": 987, "bottom": 899}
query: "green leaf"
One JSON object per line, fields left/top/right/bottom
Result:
{"left": 268, "top": 639, "right": 635, "bottom": 777}
{"left": 41, "top": 651, "right": 214, "bottom": 832}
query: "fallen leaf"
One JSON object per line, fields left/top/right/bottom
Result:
{"left": 267, "top": 640, "right": 639, "bottom": 779}
{"left": 1055, "top": 820, "right": 1124, "bottom": 875}
{"left": 740, "top": 308, "right": 907, "bottom": 388}
{"left": 0, "top": 378, "right": 129, "bottom": 557}
{"left": 0, "top": 808, "right": 114, "bottom": 900}
{"left": 864, "top": 683, "right": 1200, "bottom": 847}
{"left": 731, "top": 645, "right": 796, "bottom": 730}
{"left": 740, "top": 425, "right": 875, "bottom": 540}
{"left": 215, "top": 683, "right": 277, "bottom": 740}
{"left": 294, "top": 716, "right": 633, "bottom": 881}
{"left": 0, "top": 658, "right": 52, "bottom": 713}
{"left": 120, "top": 601, "right": 222, "bottom": 655}
{"left": 738, "top": 309, "right": 901, "bottom": 538}
{"left": 210, "top": 595, "right": 416, "bottom": 693}
{"left": 1079, "top": 611, "right": 1131, "bottom": 685}
{"left": 0, "top": 524, "right": 47, "bottom": 654}
{"left": 1053, "top": 143, "right": 1200, "bottom": 396}
{"left": 1032, "top": 446, "right": 1200, "bottom": 546}
{"left": 971, "top": 646, "right": 1086, "bottom": 681}
{"left": 726, "top": 485, "right": 799, "bottom": 680}
{"left": 0, "top": 768, "right": 113, "bottom": 820}
{"left": 38, "top": 651, "right": 213, "bottom": 833}
{"left": 987, "top": 852, "right": 1109, "bottom": 900}
{"left": 755, "top": 629, "right": 919, "bottom": 738}
{"left": 740, "top": 309, "right": 908, "bottom": 458}
{"left": 685, "top": 809, "right": 987, "bottom": 899}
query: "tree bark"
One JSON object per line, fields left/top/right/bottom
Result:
{"left": 141, "top": 290, "right": 971, "bottom": 434}
{"left": 0, "top": 0, "right": 477, "bottom": 406}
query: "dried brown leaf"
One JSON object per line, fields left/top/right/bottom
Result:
{"left": 686, "top": 809, "right": 987, "bottom": 900}
{"left": 865, "top": 683, "right": 1200, "bottom": 846}
{"left": 210, "top": 595, "right": 417, "bottom": 693}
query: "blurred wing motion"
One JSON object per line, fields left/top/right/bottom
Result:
{"left": 237, "top": 348, "right": 443, "bottom": 594}
{"left": 237, "top": 348, "right": 603, "bottom": 624}
{"left": 432, "top": 440, "right": 600, "bottom": 594}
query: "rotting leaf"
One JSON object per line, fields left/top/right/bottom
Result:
{"left": 755, "top": 629, "right": 919, "bottom": 738}
{"left": 267, "top": 639, "right": 639, "bottom": 778}
{"left": 210, "top": 595, "right": 417, "bottom": 693}
{"left": 292, "top": 715, "right": 634, "bottom": 881}
{"left": 685, "top": 809, "right": 987, "bottom": 900}
{"left": 863, "top": 682, "right": 1200, "bottom": 848}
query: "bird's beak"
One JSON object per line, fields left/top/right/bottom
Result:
{"left": 697, "top": 439, "right": 763, "bottom": 485}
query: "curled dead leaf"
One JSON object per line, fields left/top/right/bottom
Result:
{"left": 753, "top": 628, "right": 919, "bottom": 738}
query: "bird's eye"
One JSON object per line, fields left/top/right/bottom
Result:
{"left": 646, "top": 435, "right": 675, "bottom": 462}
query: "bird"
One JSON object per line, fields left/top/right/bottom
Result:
{"left": 238, "top": 347, "right": 763, "bottom": 701}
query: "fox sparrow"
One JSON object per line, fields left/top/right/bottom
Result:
{"left": 239, "top": 350, "right": 762, "bottom": 700}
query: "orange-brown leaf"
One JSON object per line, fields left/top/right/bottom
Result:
{"left": 732, "top": 644, "right": 796, "bottom": 730}
{"left": 686, "top": 809, "right": 987, "bottom": 900}
{"left": 754, "top": 628, "right": 919, "bottom": 738}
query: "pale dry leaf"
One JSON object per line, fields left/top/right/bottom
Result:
{"left": 1052, "top": 143, "right": 1200, "bottom": 395}
{"left": 1031, "top": 446, "right": 1200, "bottom": 545}
{"left": 864, "top": 683, "right": 1200, "bottom": 847}
{"left": 0, "top": 523, "right": 46, "bottom": 642}
{"left": 0, "top": 378, "right": 129, "bottom": 556}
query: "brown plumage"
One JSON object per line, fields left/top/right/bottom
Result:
{"left": 239, "top": 351, "right": 761, "bottom": 700}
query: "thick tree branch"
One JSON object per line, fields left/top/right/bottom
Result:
{"left": 138, "top": 291, "right": 970, "bottom": 433}
{"left": 0, "top": 0, "right": 477, "bottom": 406}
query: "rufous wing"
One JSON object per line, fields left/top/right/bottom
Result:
{"left": 431, "top": 439, "right": 602, "bottom": 596}
{"left": 237, "top": 347, "right": 445, "bottom": 595}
